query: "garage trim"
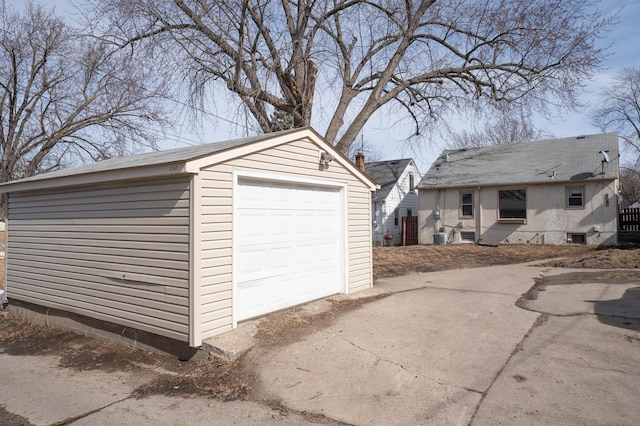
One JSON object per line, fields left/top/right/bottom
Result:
{"left": 189, "top": 173, "right": 202, "bottom": 347}
{"left": 231, "top": 170, "right": 348, "bottom": 327}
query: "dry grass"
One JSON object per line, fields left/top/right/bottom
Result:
{"left": 535, "top": 248, "right": 640, "bottom": 269}
{"left": 373, "top": 244, "right": 638, "bottom": 279}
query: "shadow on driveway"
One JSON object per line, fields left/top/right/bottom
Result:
{"left": 589, "top": 286, "right": 640, "bottom": 332}
{"left": 518, "top": 270, "right": 640, "bottom": 332}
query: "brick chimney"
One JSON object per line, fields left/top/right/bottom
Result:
{"left": 355, "top": 151, "right": 365, "bottom": 172}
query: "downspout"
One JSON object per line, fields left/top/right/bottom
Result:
{"left": 435, "top": 189, "right": 441, "bottom": 233}
{"left": 1, "top": 213, "right": 8, "bottom": 309}
{"left": 441, "top": 189, "right": 446, "bottom": 232}
{"left": 477, "top": 187, "right": 482, "bottom": 244}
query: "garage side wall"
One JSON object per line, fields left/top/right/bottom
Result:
{"left": 6, "top": 178, "right": 192, "bottom": 342}
{"left": 198, "top": 138, "right": 373, "bottom": 339}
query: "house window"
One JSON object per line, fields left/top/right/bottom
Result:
{"left": 566, "top": 186, "right": 584, "bottom": 208}
{"left": 568, "top": 233, "right": 586, "bottom": 244}
{"left": 407, "top": 209, "right": 413, "bottom": 217}
{"left": 409, "top": 174, "right": 415, "bottom": 192}
{"left": 460, "top": 192, "right": 473, "bottom": 217}
{"left": 394, "top": 208, "right": 399, "bottom": 226}
{"left": 498, "top": 189, "right": 527, "bottom": 220}
{"left": 460, "top": 231, "right": 476, "bottom": 241}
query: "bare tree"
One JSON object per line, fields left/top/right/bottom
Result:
{"left": 446, "top": 107, "right": 550, "bottom": 149}
{"left": 89, "top": 0, "right": 612, "bottom": 154}
{"left": 592, "top": 66, "right": 640, "bottom": 164}
{"left": 619, "top": 165, "right": 640, "bottom": 208}
{"left": 345, "top": 140, "right": 383, "bottom": 165}
{"left": 0, "top": 1, "right": 169, "bottom": 184}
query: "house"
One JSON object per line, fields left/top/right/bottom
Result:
{"left": 416, "top": 133, "right": 619, "bottom": 246}
{"left": 0, "top": 127, "right": 377, "bottom": 349}
{"left": 630, "top": 201, "right": 640, "bottom": 209}
{"left": 356, "top": 156, "right": 421, "bottom": 246}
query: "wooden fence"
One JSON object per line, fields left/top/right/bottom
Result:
{"left": 619, "top": 208, "right": 640, "bottom": 231}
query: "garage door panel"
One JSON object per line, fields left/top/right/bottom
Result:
{"left": 316, "top": 240, "right": 340, "bottom": 263}
{"left": 237, "top": 211, "right": 267, "bottom": 240}
{"left": 236, "top": 278, "right": 265, "bottom": 319}
{"left": 293, "top": 187, "right": 313, "bottom": 205}
{"left": 295, "top": 244, "right": 318, "bottom": 269}
{"left": 238, "top": 269, "right": 340, "bottom": 320}
{"left": 270, "top": 211, "right": 294, "bottom": 233}
{"left": 237, "top": 245, "right": 290, "bottom": 280}
{"left": 238, "top": 182, "right": 268, "bottom": 206}
{"left": 236, "top": 247, "right": 265, "bottom": 276}
{"left": 238, "top": 241, "right": 336, "bottom": 281}
{"left": 318, "top": 211, "right": 339, "bottom": 232}
{"left": 317, "top": 189, "right": 338, "bottom": 206}
{"left": 271, "top": 245, "right": 294, "bottom": 270}
{"left": 297, "top": 214, "right": 316, "bottom": 237}
{"left": 235, "top": 179, "right": 343, "bottom": 321}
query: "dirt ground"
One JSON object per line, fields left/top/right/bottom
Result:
{"left": 1, "top": 243, "right": 639, "bottom": 408}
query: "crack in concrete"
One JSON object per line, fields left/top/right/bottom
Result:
{"left": 524, "top": 351, "right": 635, "bottom": 376}
{"left": 433, "top": 380, "right": 484, "bottom": 396}
{"left": 260, "top": 398, "right": 354, "bottom": 425}
{"left": 337, "top": 334, "right": 484, "bottom": 396}
{"left": 338, "top": 335, "right": 413, "bottom": 374}
{"left": 49, "top": 395, "right": 133, "bottom": 426}
{"left": 467, "top": 313, "right": 549, "bottom": 425}
{"left": 392, "top": 284, "right": 523, "bottom": 297}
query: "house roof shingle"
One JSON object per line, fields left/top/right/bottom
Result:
{"left": 364, "top": 158, "right": 414, "bottom": 200}
{"left": 417, "top": 133, "right": 619, "bottom": 189}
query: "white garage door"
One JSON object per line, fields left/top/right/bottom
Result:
{"left": 235, "top": 178, "right": 344, "bottom": 321}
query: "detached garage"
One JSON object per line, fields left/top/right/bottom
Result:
{"left": 1, "top": 128, "right": 377, "bottom": 347}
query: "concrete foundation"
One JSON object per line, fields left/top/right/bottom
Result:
{"left": 5, "top": 300, "right": 205, "bottom": 361}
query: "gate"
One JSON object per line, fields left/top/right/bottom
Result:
{"left": 619, "top": 208, "right": 640, "bottom": 231}
{"left": 402, "top": 216, "right": 418, "bottom": 246}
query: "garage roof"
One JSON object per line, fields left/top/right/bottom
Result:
{"left": 0, "top": 127, "right": 377, "bottom": 193}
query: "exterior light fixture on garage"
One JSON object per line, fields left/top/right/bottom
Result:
{"left": 319, "top": 150, "right": 333, "bottom": 170}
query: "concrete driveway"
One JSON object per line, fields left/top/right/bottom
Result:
{"left": 245, "top": 264, "right": 640, "bottom": 425}
{"left": 2, "top": 262, "right": 639, "bottom": 425}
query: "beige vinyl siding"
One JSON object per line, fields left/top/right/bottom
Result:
{"left": 346, "top": 183, "right": 373, "bottom": 293}
{"left": 198, "top": 138, "right": 373, "bottom": 339}
{"left": 6, "top": 178, "right": 192, "bottom": 342}
{"left": 199, "top": 165, "right": 234, "bottom": 337}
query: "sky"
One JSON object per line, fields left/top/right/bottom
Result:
{"left": 348, "top": 0, "right": 640, "bottom": 172}
{"left": 396, "top": 0, "right": 640, "bottom": 173}
{"left": 25, "top": 0, "right": 640, "bottom": 173}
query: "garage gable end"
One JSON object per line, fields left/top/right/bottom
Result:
{"left": 185, "top": 128, "right": 377, "bottom": 191}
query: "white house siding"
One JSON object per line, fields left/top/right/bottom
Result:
{"left": 373, "top": 163, "right": 420, "bottom": 246}
{"left": 198, "top": 138, "right": 373, "bottom": 339}
{"left": 419, "top": 180, "right": 618, "bottom": 245}
{"left": 6, "top": 178, "right": 192, "bottom": 341}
